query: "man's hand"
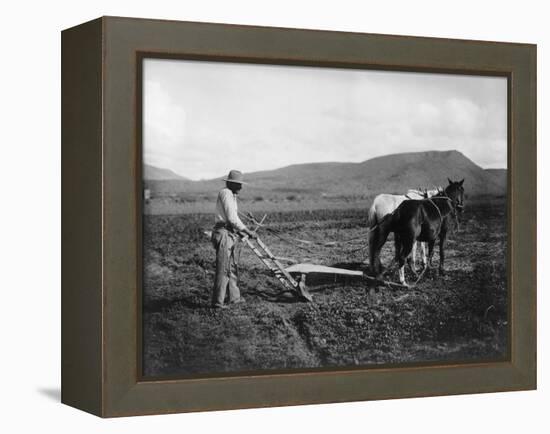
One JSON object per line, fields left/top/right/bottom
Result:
{"left": 243, "top": 229, "right": 257, "bottom": 239}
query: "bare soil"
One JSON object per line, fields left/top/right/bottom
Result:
{"left": 142, "top": 198, "right": 507, "bottom": 378}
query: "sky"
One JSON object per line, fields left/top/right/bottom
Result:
{"left": 143, "top": 58, "right": 507, "bottom": 181}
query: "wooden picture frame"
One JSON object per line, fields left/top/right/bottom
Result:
{"left": 61, "top": 16, "right": 536, "bottom": 417}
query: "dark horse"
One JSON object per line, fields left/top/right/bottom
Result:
{"left": 368, "top": 179, "right": 465, "bottom": 286}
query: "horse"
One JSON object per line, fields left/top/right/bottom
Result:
{"left": 367, "top": 188, "right": 439, "bottom": 270}
{"left": 369, "top": 179, "right": 465, "bottom": 286}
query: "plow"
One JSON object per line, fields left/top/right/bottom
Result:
{"left": 232, "top": 211, "right": 420, "bottom": 302}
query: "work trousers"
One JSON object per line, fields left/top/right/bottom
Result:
{"left": 211, "top": 227, "right": 242, "bottom": 306}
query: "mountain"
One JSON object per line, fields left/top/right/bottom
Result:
{"left": 243, "top": 150, "right": 504, "bottom": 196}
{"left": 143, "top": 164, "right": 187, "bottom": 181}
{"left": 144, "top": 151, "right": 507, "bottom": 198}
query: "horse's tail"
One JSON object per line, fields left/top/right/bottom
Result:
{"left": 367, "top": 203, "right": 378, "bottom": 228}
{"left": 367, "top": 202, "right": 383, "bottom": 275}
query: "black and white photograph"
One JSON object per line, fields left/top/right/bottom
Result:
{"left": 141, "top": 57, "right": 508, "bottom": 378}
{"left": 3, "top": 0, "right": 545, "bottom": 428}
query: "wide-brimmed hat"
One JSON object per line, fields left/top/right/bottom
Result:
{"left": 223, "top": 169, "right": 247, "bottom": 184}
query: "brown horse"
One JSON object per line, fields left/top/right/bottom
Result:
{"left": 367, "top": 188, "right": 439, "bottom": 270}
{"left": 369, "top": 179, "right": 465, "bottom": 285}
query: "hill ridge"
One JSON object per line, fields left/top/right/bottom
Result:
{"left": 144, "top": 164, "right": 187, "bottom": 181}
{"left": 145, "top": 150, "right": 506, "bottom": 198}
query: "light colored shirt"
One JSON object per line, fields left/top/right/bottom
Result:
{"left": 215, "top": 188, "right": 247, "bottom": 231}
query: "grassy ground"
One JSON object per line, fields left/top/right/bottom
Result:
{"left": 142, "top": 197, "right": 508, "bottom": 377}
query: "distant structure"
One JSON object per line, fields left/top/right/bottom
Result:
{"left": 144, "top": 188, "right": 151, "bottom": 202}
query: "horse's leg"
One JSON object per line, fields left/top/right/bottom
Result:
{"left": 406, "top": 255, "right": 417, "bottom": 278}
{"left": 427, "top": 240, "right": 436, "bottom": 268}
{"left": 394, "top": 233, "right": 401, "bottom": 263}
{"left": 368, "top": 228, "right": 379, "bottom": 276}
{"left": 439, "top": 231, "right": 447, "bottom": 276}
{"left": 369, "top": 227, "right": 385, "bottom": 277}
{"left": 397, "top": 241, "right": 407, "bottom": 285}
{"left": 373, "top": 224, "right": 392, "bottom": 278}
{"left": 421, "top": 242, "right": 428, "bottom": 269}
{"left": 398, "top": 265, "right": 406, "bottom": 286}
{"left": 411, "top": 240, "right": 417, "bottom": 272}
{"left": 394, "top": 231, "right": 405, "bottom": 285}
{"left": 398, "top": 233, "right": 415, "bottom": 286}
{"left": 403, "top": 231, "right": 418, "bottom": 278}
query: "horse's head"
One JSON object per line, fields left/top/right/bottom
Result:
{"left": 445, "top": 178, "right": 465, "bottom": 213}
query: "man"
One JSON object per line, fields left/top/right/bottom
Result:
{"left": 211, "top": 170, "right": 257, "bottom": 308}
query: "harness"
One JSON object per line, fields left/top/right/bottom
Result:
{"left": 426, "top": 197, "right": 444, "bottom": 222}
{"left": 425, "top": 196, "right": 459, "bottom": 235}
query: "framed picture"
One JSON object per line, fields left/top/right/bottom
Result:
{"left": 61, "top": 16, "right": 536, "bottom": 417}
